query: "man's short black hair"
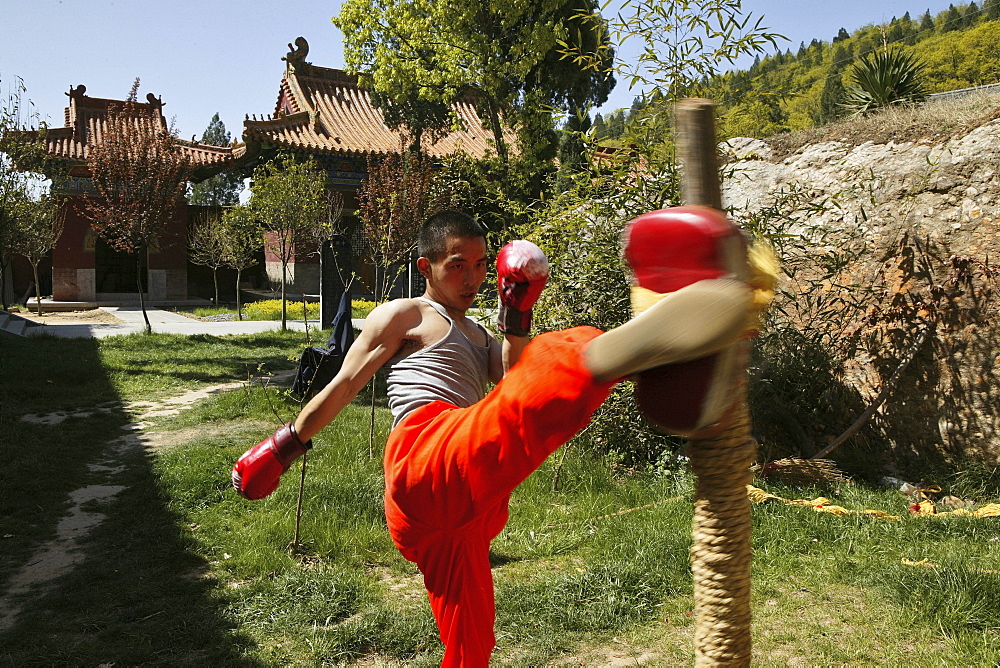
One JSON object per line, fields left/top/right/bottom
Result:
{"left": 418, "top": 210, "right": 486, "bottom": 262}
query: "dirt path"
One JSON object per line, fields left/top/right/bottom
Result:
{"left": 15, "top": 308, "right": 123, "bottom": 325}
{"left": 0, "top": 372, "right": 293, "bottom": 631}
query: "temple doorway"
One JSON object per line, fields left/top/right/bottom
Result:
{"left": 95, "top": 237, "right": 148, "bottom": 295}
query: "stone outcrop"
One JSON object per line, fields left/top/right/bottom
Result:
{"left": 719, "top": 116, "right": 1000, "bottom": 473}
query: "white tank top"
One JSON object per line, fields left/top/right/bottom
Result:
{"left": 385, "top": 298, "right": 498, "bottom": 427}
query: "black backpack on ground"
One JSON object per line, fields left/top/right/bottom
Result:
{"left": 291, "top": 291, "right": 355, "bottom": 399}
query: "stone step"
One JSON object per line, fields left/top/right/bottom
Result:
{"left": 0, "top": 310, "right": 42, "bottom": 338}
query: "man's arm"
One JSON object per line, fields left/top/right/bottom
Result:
{"left": 232, "top": 299, "right": 419, "bottom": 500}
{"left": 501, "top": 333, "right": 530, "bottom": 375}
{"left": 295, "top": 300, "right": 419, "bottom": 441}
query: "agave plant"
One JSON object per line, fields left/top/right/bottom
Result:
{"left": 842, "top": 48, "right": 928, "bottom": 116}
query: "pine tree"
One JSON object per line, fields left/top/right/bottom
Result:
{"left": 591, "top": 113, "right": 606, "bottom": 140}
{"left": 943, "top": 4, "right": 962, "bottom": 31}
{"left": 834, "top": 27, "right": 850, "bottom": 42}
{"left": 799, "top": 48, "right": 813, "bottom": 68}
{"left": 965, "top": 1, "right": 980, "bottom": 26}
{"left": 629, "top": 95, "right": 644, "bottom": 121}
{"left": 815, "top": 67, "right": 847, "bottom": 125}
{"left": 988, "top": 0, "right": 1000, "bottom": 20}
{"left": 900, "top": 12, "right": 918, "bottom": 44}
{"left": 605, "top": 109, "right": 626, "bottom": 139}
{"left": 887, "top": 18, "right": 905, "bottom": 44}
{"left": 189, "top": 113, "right": 244, "bottom": 206}
{"left": 832, "top": 45, "right": 852, "bottom": 69}
{"left": 556, "top": 111, "right": 591, "bottom": 191}
{"left": 920, "top": 10, "right": 935, "bottom": 31}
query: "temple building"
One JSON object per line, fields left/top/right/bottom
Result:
{"left": 240, "top": 36, "right": 506, "bottom": 298}
{"left": 18, "top": 85, "right": 242, "bottom": 303}
{"left": 7, "top": 36, "right": 505, "bottom": 306}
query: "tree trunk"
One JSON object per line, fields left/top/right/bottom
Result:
{"left": 136, "top": 251, "right": 151, "bottom": 334}
{"left": 31, "top": 262, "right": 42, "bottom": 316}
{"left": 236, "top": 268, "right": 243, "bottom": 321}
{"left": 280, "top": 258, "right": 288, "bottom": 331}
{"left": 212, "top": 268, "right": 220, "bottom": 306}
{"left": 0, "top": 257, "right": 9, "bottom": 311}
{"left": 485, "top": 96, "right": 508, "bottom": 164}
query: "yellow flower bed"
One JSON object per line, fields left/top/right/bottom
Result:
{"left": 242, "top": 299, "right": 380, "bottom": 321}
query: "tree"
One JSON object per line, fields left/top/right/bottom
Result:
{"left": 832, "top": 44, "right": 853, "bottom": 69}
{"left": 842, "top": 48, "right": 928, "bottom": 116}
{"left": 920, "top": 10, "right": 935, "bottom": 32}
{"left": 86, "top": 79, "right": 191, "bottom": 333}
{"left": 335, "top": 0, "right": 616, "bottom": 165}
{"left": 965, "top": 2, "right": 980, "bottom": 27}
{"left": 187, "top": 210, "right": 228, "bottom": 305}
{"left": 591, "top": 112, "right": 607, "bottom": 139}
{"left": 0, "top": 167, "right": 30, "bottom": 311}
{"left": 604, "top": 109, "right": 627, "bottom": 140}
{"left": 356, "top": 149, "right": 444, "bottom": 302}
{"left": 988, "top": 0, "right": 1000, "bottom": 20}
{"left": 720, "top": 91, "right": 787, "bottom": 138}
{"left": 218, "top": 207, "right": 263, "bottom": 320}
{"left": 555, "top": 110, "right": 592, "bottom": 191}
{"left": 11, "top": 195, "right": 64, "bottom": 315}
{"left": 189, "top": 113, "right": 244, "bottom": 206}
{"left": 0, "top": 76, "right": 53, "bottom": 310}
{"left": 815, "top": 66, "right": 848, "bottom": 125}
{"left": 942, "top": 4, "right": 963, "bottom": 31}
{"left": 230, "top": 154, "right": 327, "bottom": 330}
{"left": 887, "top": 17, "right": 905, "bottom": 44}
{"left": 572, "top": 0, "right": 782, "bottom": 173}
{"left": 369, "top": 89, "right": 454, "bottom": 157}
{"left": 834, "top": 27, "right": 850, "bottom": 43}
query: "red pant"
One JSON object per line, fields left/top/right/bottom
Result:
{"left": 383, "top": 327, "right": 614, "bottom": 666}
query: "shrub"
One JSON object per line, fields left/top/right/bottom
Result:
{"left": 242, "top": 300, "right": 320, "bottom": 321}
{"left": 842, "top": 48, "right": 929, "bottom": 116}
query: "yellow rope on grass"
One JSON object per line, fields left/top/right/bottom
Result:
{"left": 747, "top": 485, "right": 901, "bottom": 520}
{"left": 541, "top": 496, "right": 686, "bottom": 530}
{"left": 749, "top": 484, "right": 1000, "bottom": 521}
{"left": 902, "top": 557, "right": 1000, "bottom": 574}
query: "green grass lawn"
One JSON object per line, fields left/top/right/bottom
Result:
{"left": 2, "top": 332, "right": 999, "bottom": 665}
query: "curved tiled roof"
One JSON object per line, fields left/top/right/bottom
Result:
{"left": 32, "top": 85, "right": 245, "bottom": 177}
{"left": 244, "top": 63, "right": 510, "bottom": 159}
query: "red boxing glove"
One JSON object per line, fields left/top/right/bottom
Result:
{"left": 232, "top": 422, "right": 311, "bottom": 500}
{"left": 624, "top": 206, "right": 748, "bottom": 435}
{"left": 625, "top": 206, "right": 746, "bottom": 293}
{"left": 497, "top": 240, "right": 549, "bottom": 336}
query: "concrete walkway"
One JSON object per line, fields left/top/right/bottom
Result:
{"left": 26, "top": 306, "right": 363, "bottom": 339}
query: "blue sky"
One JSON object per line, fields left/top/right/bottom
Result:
{"left": 2, "top": 0, "right": 961, "bottom": 141}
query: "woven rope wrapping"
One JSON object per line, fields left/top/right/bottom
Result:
{"left": 688, "top": 376, "right": 756, "bottom": 667}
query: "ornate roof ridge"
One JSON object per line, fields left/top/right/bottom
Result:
{"left": 245, "top": 110, "right": 311, "bottom": 130}
{"left": 290, "top": 64, "right": 359, "bottom": 84}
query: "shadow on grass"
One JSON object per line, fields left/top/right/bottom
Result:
{"left": 0, "top": 335, "right": 260, "bottom": 665}
{"left": 97, "top": 331, "right": 304, "bottom": 390}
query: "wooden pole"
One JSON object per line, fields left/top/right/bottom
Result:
{"left": 675, "top": 98, "right": 755, "bottom": 667}
{"left": 675, "top": 99, "right": 723, "bottom": 210}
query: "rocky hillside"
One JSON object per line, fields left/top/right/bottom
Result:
{"left": 720, "top": 92, "right": 1000, "bottom": 474}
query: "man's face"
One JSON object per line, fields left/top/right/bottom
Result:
{"left": 420, "top": 235, "right": 488, "bottom": 313}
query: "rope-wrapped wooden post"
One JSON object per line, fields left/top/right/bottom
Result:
{"left": 675, "top": 98, "right": 756, "bottom": 667}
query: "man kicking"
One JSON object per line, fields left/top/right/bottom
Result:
{"left": 233, "top": 208, "right": 750, "bottom": 666}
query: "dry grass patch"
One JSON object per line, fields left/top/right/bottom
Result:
{"left": 765, "top": 91, "right": 1000, "bottom": 159}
